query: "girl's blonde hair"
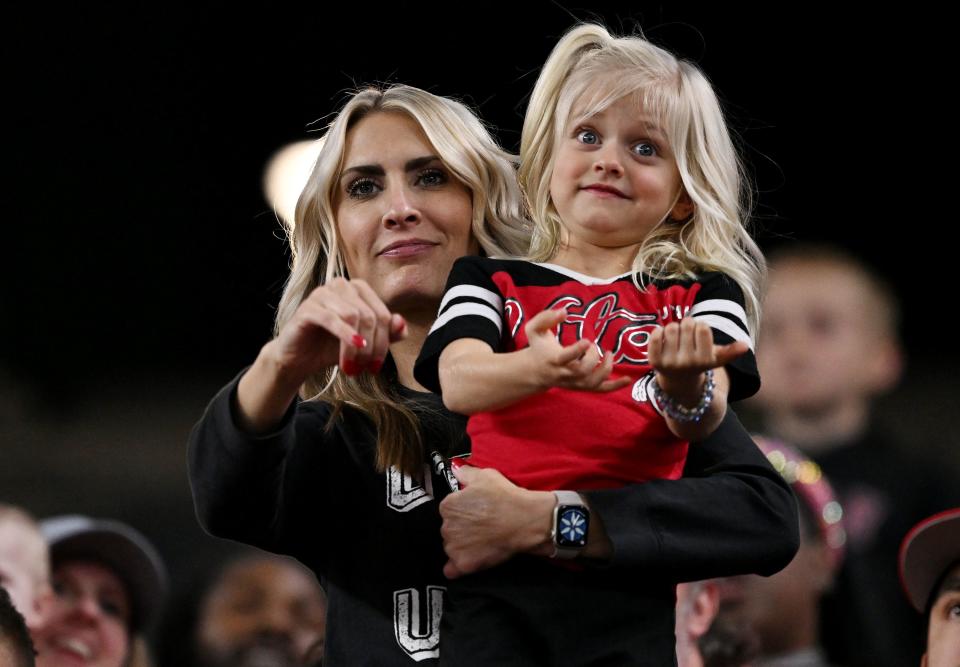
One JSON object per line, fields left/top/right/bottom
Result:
{"left": 277, "top": 85, "right": 529, "bottom": 475}
{"left": 520, "top": 24, "right": 765, "bottom": 333}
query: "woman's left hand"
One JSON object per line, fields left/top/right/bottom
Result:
{"left": 438, "top": 466, "right": 555, "bottom": 578}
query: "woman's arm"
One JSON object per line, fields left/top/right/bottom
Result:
{"left": 189, "top": 279, "right": 403, "bottom": 547}
{"left": 439, "top": 409, "right": 799, "bottom": 581}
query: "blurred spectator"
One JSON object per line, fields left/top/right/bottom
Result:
{"left": 33, "top": 515, "right": 167, "bottom": 667}
{"left": 0, "top": 504, "right": 52, "bottom": 630}
{"left": 1, "top": 586, "right": 37, "bottom": 667}
{"left": 718, "top": 437, "right": 844, "bottom": 667}
{"left": 899, "top": 508, "right": 960, "bottom": 667}
{"left": 159, "top": 552, "right": 326, "bottom": 667}
{"left": 753, "top": 245, "right": 960, "bottom": 666}
{"left": 676, "top": 581, "right": 718, "bottom": 667}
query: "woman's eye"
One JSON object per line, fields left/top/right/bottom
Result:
{"left": 417, "top": 168, "right": 447, "bottom": 187}
{"left": 632, "top": 142, "right": 657, "bottom": 157}
{"left": 576, "top": 129, "right": 599, "bottom": 145}
{"left": 346, "top": 178, "right": 380, "bottom": 199}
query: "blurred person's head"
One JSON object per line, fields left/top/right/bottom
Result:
{"left": 33, "top": 515, "right": 167, "bottom": 667}
{"left": 1, "top": 586, "right": 37, "bottom": 667}
{"left": 899, "top": 508, "right": 960, "bottom": 667}
{"left": 718, "top": 437, "right": 844, "bottom": 658}
{"left": 195, "top": 554, "right": 326, "bottom": 667}
{"left": 676, "top": 581, "right": 720, "bottom": 667}
{"left": 754, "top": 245, "right": 902, "bottom": 450}
{"left": 0, "top": 505, "right": 52, "bottom": 630}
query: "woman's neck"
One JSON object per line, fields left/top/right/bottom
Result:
{"left": 550, "top": 240, "right": 641, "bottom": 279}
{"left": 390, "top": 315, "right": 432, "bottom": 392}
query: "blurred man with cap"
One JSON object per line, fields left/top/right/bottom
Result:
{"left": 899, "top": 508, "right": 960, "bottom": 667}
{"left": 33, "top": 515, "right": 167, "bottom": 667}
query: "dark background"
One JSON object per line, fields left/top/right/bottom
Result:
{"left": 3, "top": 0, "right": 956, "bottom": 625}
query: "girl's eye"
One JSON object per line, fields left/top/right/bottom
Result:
{"left": 632, "top": 142, "right": 657, "bottom": 157}
{"left": 417, "top": 168, "right": 447, "bottom": 187}
{"left": 346, "top": 178, "right": 380, "bottom": 199}
{"left": 576, "top": 129, "right": 599, "bottom": 145}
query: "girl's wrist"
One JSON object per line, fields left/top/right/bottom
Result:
{"left": 654, "top": 370, "right": 707, "bottom": 407}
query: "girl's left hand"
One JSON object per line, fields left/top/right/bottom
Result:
{"left": 647, "top": 317, "right": 747, "bottom": 405}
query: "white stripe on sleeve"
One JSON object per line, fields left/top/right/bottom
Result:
{"left": 691, "top": 314, "right": 754, "bottom": 351}
{"left": 688, "top": 299, "right": 749, "bottom": 327}
{"left": 438, "top": 285, "right": 503, "bottom": 314}
{"left": 428, "top": 302, "right": 503, "bottom": 336}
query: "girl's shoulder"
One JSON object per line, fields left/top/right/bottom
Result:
{"left": 643, "top": 269, "right": 736, "bottom": 290}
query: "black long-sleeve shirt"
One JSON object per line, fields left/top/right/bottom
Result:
{"left": 188, "top": 372, "right": 797, "bottom": 666}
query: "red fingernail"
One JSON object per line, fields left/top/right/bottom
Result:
{"left": 367, "top": 359, "right": 384, "bottom": 374}
{"left": 351, "top": 334, "right": 367, "bottom": 348}
{"left": 341, "top": 359, "right": 361, "bottom": 376}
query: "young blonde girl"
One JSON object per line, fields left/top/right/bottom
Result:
{"left": 414, "top": 23, "right": 766, "bottom": 666}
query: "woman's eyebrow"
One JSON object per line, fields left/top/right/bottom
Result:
{"left": 340, "top": 155, "right": 440, "bottom": 178}
{"left": 405, "top": 155, "right": 441, "bottom": 171}
{"left": 341, "top": 164, "right": 384, "bottom": 178}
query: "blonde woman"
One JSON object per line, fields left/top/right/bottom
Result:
{"left": 188, "top": 84, "right": 797, "bottom": 666}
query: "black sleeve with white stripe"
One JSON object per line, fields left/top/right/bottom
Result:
{"left": 413, "top": 256, "right": 506, "bottom": 395}
{"left": 689, "top": 272, "right": 760, "bottom": 402}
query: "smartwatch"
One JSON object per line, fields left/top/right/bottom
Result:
{"left": 551, "top": 490, "right": 590, "bottom": 559}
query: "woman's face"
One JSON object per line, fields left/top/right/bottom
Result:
{"left": 34, "top": 561, "right": 130, "bottom": 667}
{"left": 332, "top": 111, "right": 477, "bottom": 316}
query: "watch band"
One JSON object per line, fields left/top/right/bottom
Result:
{"left": 551, "top": 490, "right": 589, "bottom": 559}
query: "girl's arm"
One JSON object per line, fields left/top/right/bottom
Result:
{"left": 647, "top": 317, "right": 750, "bottom": 441}
{"left": 438, "top": 309, "right": 629, "bottom": 415}
{"left": 439, "top": 409, "right": 799, "bottom": 580}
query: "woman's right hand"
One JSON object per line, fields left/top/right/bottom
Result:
{"left": 270, "top": 278, "right": 405, "bottom": 382}
{"left": 236, "top": 278, "right": 405, "bottom": 433}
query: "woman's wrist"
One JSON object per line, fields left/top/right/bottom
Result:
{"left": 236, "top": 342, "right": 304, "bottom": 434}
{"left": 510, "top": 487, "right": 557, "bottom": 557}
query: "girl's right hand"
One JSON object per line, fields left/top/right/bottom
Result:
{"left": 269, "top": 278, "right": 406, "bottom": 385}
{"left": 524, "top": 309, "right": 631, "bottom": 393}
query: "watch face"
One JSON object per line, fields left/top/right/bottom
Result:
{"left": 557, "top": 506, "right": 589, "bottom": 547}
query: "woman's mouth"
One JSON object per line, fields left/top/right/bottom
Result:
{"left": 377, "top": 240, "right": 439, "bottom": 257}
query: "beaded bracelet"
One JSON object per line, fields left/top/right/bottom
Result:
{"left": 649, "top": 369, "right": 715, "bottom": 423}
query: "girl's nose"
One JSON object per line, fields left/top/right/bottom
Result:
{"left": 592, "top": 146, "right": 624, "bottom": 178}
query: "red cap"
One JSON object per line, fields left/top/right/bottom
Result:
{"left": 898, "top": 507, "right": 960, "bottom": 612}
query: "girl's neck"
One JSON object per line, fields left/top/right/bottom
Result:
{"left": 549, "top": 239, "right": 642, "bottom": 279}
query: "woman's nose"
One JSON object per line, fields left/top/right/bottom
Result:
{"left": 381, "top": 186, "right": 421, "bottom": 227}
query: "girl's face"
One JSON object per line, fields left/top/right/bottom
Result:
{"left": 333, "top": 111, "right": 477, "bottom": 317}
{"left": 549, "top": 94, "right": 691, "bottom": 254}
{"left": 34, "top": 561, "right": 130, "bottom": 667}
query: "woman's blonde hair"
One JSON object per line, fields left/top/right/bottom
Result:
{"left": 276, "top": 85, "right": 529, "bottom": 475}
{"left": 520, "top": 24, "right": 765, "bottom": 333}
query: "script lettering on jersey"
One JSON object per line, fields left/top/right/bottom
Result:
{"left": 553, "top": 293, "right": 661, "bottom": 364}
{"left": 394, "top": 585, "right": 445, "bottom": 661}
{"left": 386, "top": 464, "right": 434, "bottom": 512}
